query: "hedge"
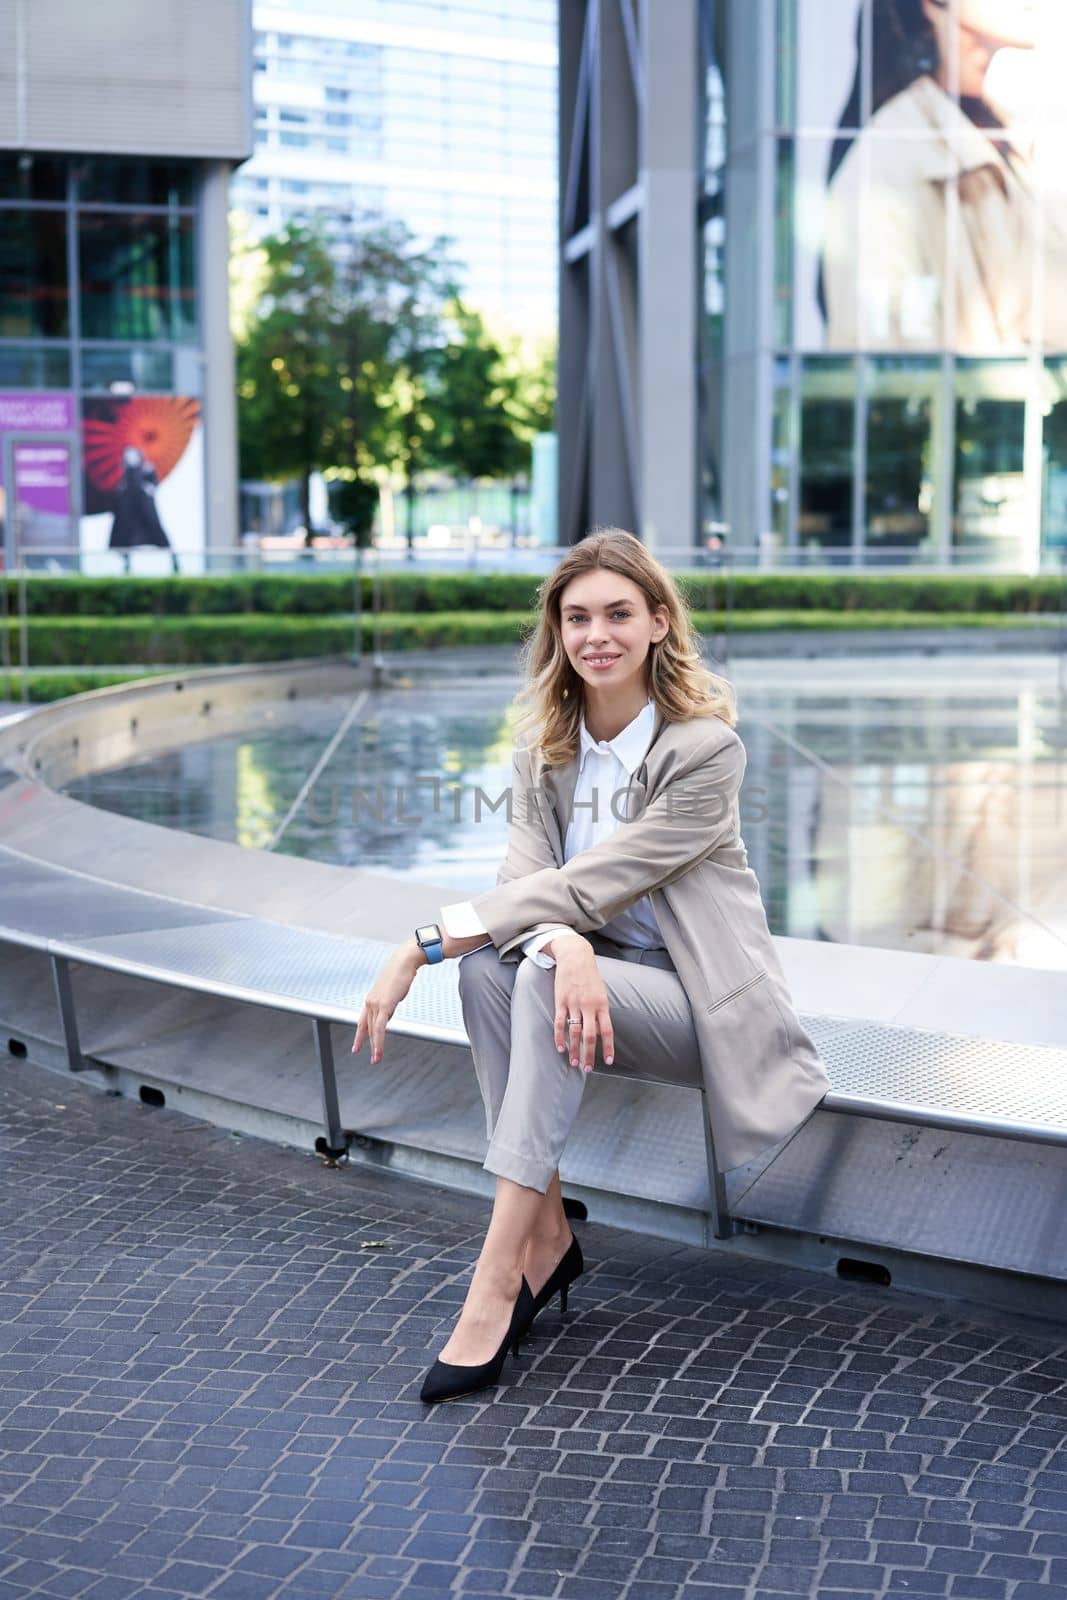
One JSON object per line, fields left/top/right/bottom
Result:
{"left": 0, "top": 609, "right": 1060, "bottom": 668}
{"left": 3, "top": 571, "right": 1067, "bottom": 618}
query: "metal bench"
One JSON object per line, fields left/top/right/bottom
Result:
{"left": 4, "top": 842, "right": 1067, "bottom": 1252}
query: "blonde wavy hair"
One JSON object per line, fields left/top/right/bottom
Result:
{"left": 511, "top": 527, "right": 737, "bottom": 767}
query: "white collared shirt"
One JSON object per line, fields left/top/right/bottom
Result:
{"left": 440, "top": 696, "right": 665, "bottom": 966}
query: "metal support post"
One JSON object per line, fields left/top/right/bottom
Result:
{"left": 702, "top": 1092, "right": 733, "bottom": 1240}
{"left": 50, "top": 955, "right": 88, "bottom": 1072}
{"left": 312, "top": 1017, "right": 348, "bottom": 1161}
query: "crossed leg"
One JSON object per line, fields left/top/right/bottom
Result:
{"left": 436, "top": 937, "right": 700, "bottom": 1367}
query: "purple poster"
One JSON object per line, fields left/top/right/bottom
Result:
{"left": 13, "top": 442, "right": 72, "bottom": 517}
{"left": 0, "top": 393, "right": 75, "bottom": 432}
{"left": 0, "top": 391, "right": 77, "bottom": 561}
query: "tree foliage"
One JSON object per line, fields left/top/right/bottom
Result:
{"left": 233, "top": 214, "right": 557, "bottom": 538}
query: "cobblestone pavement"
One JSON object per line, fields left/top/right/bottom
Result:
{"left": 2, "top": 1061, "right": 1067, "bottom": 1600}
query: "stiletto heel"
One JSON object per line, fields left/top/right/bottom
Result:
{"left": 420, "top": 1276, "right": 535, "bottom": 1405}
{"left": 528, "top": 1233, "right": 584, "bottom": 1327}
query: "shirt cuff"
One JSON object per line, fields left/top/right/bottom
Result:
{"left": 522, "top": 927, "right": 580, "bottom": 968}
{"left": 440, "top": 901, "right": 488, "bottom": 939}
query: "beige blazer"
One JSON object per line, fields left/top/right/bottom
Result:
{"left": 822, "top": 74, "right": 1067, "bottom": 352}
{"left": 467, "top": 704, "right": 831, "bottom": 1172}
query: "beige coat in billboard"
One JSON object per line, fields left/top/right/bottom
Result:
{"left": 822, "top": 73, "right": 1067, "bottom": 352}
{"left": 465, "top": 705, "right": 831, "bottom": 1173}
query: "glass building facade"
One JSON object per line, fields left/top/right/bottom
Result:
{"left": 232, "top": 0, "right": 558, "bottom": 335}
{"left": 0, "top": 0, "right": 250, "bottom": 572}
{"left": 703, "top": 0, "right": 1067, "bottom": 571}
{"left": 0, "top": 153, "right": 214, "bottom": 571}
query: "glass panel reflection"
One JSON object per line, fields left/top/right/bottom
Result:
{"left": 60, "top": 666, "right": 1067, "bottom": 972}
{"left": 953, "top": 358, "right": 1027, "bottom": 561}
{"left": 0, "top": 212, "right": 69, "bottom": 338}
{"left": 1042, "top": 359, "right": 1067, "bottom": 562}
{"left": 0, "top": 344, "right": 71, "bottom": 388}
{"left": 0, "top": 154, "right": 67, "bottom": 202}
{"left": 798, "top": 355, "right": 854, "bottom": 553}
{"left": 81, "top": 346, "right": 175, "bottom": 392}
{"left": 865, "top": 355, "right": 939, "bottom": 562}
{"left": 78, "top": 213, "right": 197, "bottom": 343}
{"left": 74, "top": 158, "right": 195, "bottom": 207}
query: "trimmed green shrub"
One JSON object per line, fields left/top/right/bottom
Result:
{"left": 1, "top": 607, "right": 1059, "bottom": 670}
{"left": 4, "top": 570, "right": 1067, "bottom": 619}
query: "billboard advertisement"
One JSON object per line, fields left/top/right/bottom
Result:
{"left": 80, "top": 395, "right": 204, "bottom": 575}
{"left": 794, "top": 0, "right": 1067, "bottom": 353}
{"left": 0, "top": 394, "right": 77, "bottom": 563}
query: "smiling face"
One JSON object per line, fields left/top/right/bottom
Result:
{"left": 557, "top": 571, "right": 669, "bottom": 703}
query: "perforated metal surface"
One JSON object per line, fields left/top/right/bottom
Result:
{"left": 3, "top": 835, "right": 1067, "bottom": 1144}
{"left": 804, "top": 1013, "right": 1067, "bottom": 1139}
{"left": 60, "top": 918, "right": 468, "bottom": 1036}
{"left": 0, "top": 850, "right": 241, "bottom": 943}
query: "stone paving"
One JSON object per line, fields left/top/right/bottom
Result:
{"left": 1, "top": 1059, "right": 1067, "bottom": 1600}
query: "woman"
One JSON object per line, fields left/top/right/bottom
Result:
{"left": 109, "top": 446, "right": 180, "bottom": 574}
{"left": 819, "top": 0, "right": 1063, "bottom": 352}
{"left": 352, "top": 529, "right": 830, "bottom": 1405}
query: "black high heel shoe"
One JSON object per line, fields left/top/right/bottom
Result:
{"left": 419, "top": 1276, "right": 535, "bottom": 1405}
{"left": 528, "top": 1232, "right": 584, "bottom": 1326}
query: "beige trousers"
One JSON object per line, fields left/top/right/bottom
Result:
{"left": 457, "top": 929, "right": 703, "bottom": 1193}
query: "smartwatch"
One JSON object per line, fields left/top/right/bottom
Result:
{"left": 415, "top": 922, "right": 444, "bottom": 964}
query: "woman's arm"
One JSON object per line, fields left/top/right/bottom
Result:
{"left": 467, "top": 726, "right": 746, "bottom": 958}
{"left": 401, "top": 741, "right": 573, "bottom": 968}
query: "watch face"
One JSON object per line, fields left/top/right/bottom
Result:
{"left": 416, "top": 925, "right": 440, "bottom": 944}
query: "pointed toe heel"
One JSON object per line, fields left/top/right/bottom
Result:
{"left": 419, "top": 1276, "right": 535, "bottom": 1405}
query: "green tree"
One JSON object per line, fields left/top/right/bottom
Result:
{"left": 353, "top": 220, "right": 463, "bottom": 551}
{"left": 427, "top": 300, "right": 530, "bottom": 482}
{"left": 234, "top": 215, "right": 463, "bottom": 550}
{"left": 235, "top": 222, "right": 347, "bottom": 543}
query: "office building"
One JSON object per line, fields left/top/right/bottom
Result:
{"left": 0, "top": 0, "right": 252, "bottom": 571}
{"left": 233, "top": 1, "right": 558, "bottom": 337}
{"left": 563, "top": 0, "right": 1067, "bottom": 570}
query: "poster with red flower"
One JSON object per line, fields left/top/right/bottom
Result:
{"left": 80, "top": 396, "right": 204, "bottom": 573}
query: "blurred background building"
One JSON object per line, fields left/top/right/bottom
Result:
{"left": 0, "top": 0, "right": 252, "bottom": 571}
{"left": 231, "top": 1, "right": 558, "bottom": 338}
{"left": 565, "top": 0, "right": 1067, "bottom": 570}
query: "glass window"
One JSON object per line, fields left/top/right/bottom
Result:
{"left": 864, "top": 356, "right": 939, "bottom": 563}
{"left": 81, "top": 346, "right": 175, "bottom": 391}
{"left": 770, "top": 356, "right": 794, "bottom": 547}
{"left": 774, "top": 139, "right": 793, "bottom": 347}
{"left": 793, "top": 133, "right": 849, "bottom": 351}
{"left": 701, "top": 210, "right": 724, "bottom": 363}
{"left": 798, "top": 355, "right": 855, "bottom": 554}
{"left": 74, "top": 158, "right": 195, "bottom": 207}
{"left": 1042, "top": 360, "right": 1067, "bottom": 564}
{"left": 0, "top": 154, "right": 67, "bottom": 202}
{"left": 0, "top": 344, "right": 71, "bottom": 388}
{"left": 0, "top": 212, "right": 69, "bottom": 337}
{"left": 775, "top": 0, "right": 796, "bottom": 129}
{"left": 795, "top": 0, "right": 867, "bottom": 132}
{"left": 953, "top": 359, "right": 1027, "bottom": 563}
{"left": 78, "top": 213, "right": 196, "bottom": 343}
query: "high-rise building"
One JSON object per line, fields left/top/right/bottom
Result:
{"left": 233, "top": 1, "right": 558, "bottom": 337}
{"left": 563, "top": 0, "right": 1067, "bottom": 571}
{"left": 0, "top": 0, "right": 252, "bottom": 571}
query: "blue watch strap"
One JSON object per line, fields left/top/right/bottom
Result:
{"left": 416, "top": 923, "right": 444, "bottom": 964}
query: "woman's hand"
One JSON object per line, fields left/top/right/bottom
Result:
{"left": 351, "top": 944, "right": 423, "bottom": 1065}
{"left": 553, "top": 938, "right": 615, "bottom": 1073}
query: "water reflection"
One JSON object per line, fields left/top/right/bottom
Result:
{"left": 62, "top": 668, "right": 1067, "bottom": 969}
